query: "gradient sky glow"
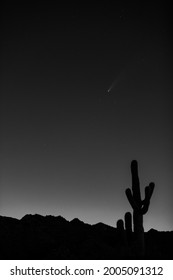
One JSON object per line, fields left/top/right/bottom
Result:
{"left": 1, "top": 2, "right": 172, "bottom": 231}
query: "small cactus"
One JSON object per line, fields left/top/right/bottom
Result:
{"left": 117, "top": 219, "right": 126, "bottom": 244}
{"left": 117, "top": 212, "right": 133, "bottom": 257}
{"left": 125, "top": 160, "right": 155, "bottom": 257}
{"left": 125, "top": 212, "right": 132, "bottom": 246}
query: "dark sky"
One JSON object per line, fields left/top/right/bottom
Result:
{"left": 1, "top": 2, "right": 172, "bottom": 231}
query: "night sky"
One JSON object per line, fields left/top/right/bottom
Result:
{"left": 1, "top": 2, "right": 172, "bottom": 231}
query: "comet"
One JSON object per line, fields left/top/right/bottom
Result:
{"left": 107, "top": 77, "right": 119, "bottom": 93}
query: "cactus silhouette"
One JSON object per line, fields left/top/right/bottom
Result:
{"left": 117, "top": 219, "right": 126, "bottom": 242}
{"left": 117, "top": 212, "right": 132, "bottom": 245}
{"left": 125, "top": 160, "right": 155, "bottom": 257}
{"left": 117, "top": 212, "right": 133, "bottom": 257}
{"left": 125, "top": 212, "right": 133, "bottom": 246}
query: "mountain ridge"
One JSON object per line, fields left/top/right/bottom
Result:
{"left": 0, "top": 214, "right": 172, "bottom": 259}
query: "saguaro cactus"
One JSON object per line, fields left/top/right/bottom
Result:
{"left": 117, "top": 212, "right": 133, "bottom": 257}
{"left": 125, "top": 160, "right": 155, "bottom": 257}
{"left": 117, "top": 219, "right": 126, "bottom": 243}
{"left": 117, "top": 212, "right": 133, "bottom": 245}
{"left": 125, "top": 212, "right": 132, "bottom": 246}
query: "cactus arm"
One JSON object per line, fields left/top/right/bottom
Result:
{"left": 131, "top": 160, "right": 141, "bottom": 202}
{"left": 148, "top": 182, "right": 155, "bottom": 199}
{"left": 125, "top": 188, "right": 135, "bottom": 209}
{"left": 125, "top": 188, "right": 142, "bottom": 211}
{"left": 140, "top": 183, "right": 155, "bottom": 214}
{"left": 140, "top": 201, "right": 150, "bottom": 215}
{"left": 144, "top": 183, "right": 154, "bottom": 202}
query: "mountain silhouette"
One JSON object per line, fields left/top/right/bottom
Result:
{"left": 1, "top": 160, "right": 171, "bottom": 259}
{"left": 0, "top": 214, "right": 172, "bottom": 259}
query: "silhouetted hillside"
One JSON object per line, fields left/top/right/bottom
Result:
{"left": 0, "top": 214, "right": 172, "bottom": 259}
